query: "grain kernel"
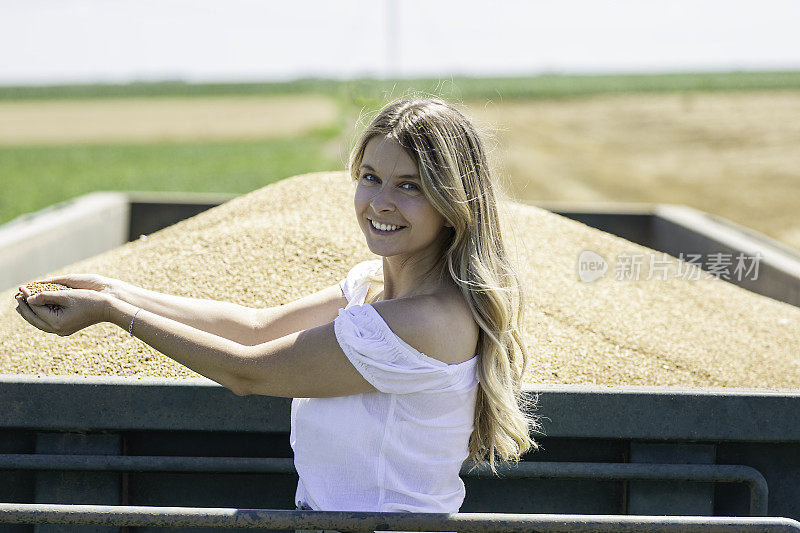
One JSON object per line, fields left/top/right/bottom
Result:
{"left": 24, "top": 282, "right": 71, "bottom": 313}
{"left": 25, "top": 282, "right": 72, "bottom": 295}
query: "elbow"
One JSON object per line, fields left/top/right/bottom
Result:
{"left": 227, "top": 345, "right": 254, "bottom": 396}
{"left": 228, "top": 378, "right": 250, "bottom": 397}
{"left": 227, "top": 357, "right": 251, "bottom": 397}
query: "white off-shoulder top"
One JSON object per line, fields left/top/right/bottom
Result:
{"left": 290, "top": 259, "right": 481, "bottom": 514}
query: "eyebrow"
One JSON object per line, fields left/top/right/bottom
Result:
{"left": 359, "top": 164, "right": 420, "bottom": 181}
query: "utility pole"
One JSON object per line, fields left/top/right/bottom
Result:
{"left": 385, "top": 0, "right": 399, "bottom": 78}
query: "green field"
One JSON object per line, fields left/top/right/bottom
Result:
{"left": 0, "top": 133, "right": 339, "bottom": 226}
{"left": 3, "top": 71, "right": 800, "bottom": 102}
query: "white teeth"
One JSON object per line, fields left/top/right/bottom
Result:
{"left": 371, "top": 220, "right": 403, "bottom": 232}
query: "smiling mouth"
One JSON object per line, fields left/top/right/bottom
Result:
{"left": 369, "top": 219, "right": 406, "bottom": 233}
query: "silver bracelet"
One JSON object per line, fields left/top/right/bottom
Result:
{"left": 129, "top": 308, "right": 141, "bottom": 336}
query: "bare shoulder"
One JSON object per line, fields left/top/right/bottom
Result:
{"left": 370, "top": 290, "right": 479, "bottom": 365}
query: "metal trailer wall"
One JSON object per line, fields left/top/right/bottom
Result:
{"left": 0, "top": 377, "right": 799, "bottom": 533}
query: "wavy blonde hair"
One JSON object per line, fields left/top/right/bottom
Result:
{"left": 347, "top": 95, "right": 540, "bottom": 473}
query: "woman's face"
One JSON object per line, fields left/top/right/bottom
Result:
{"left": 354, "top": 135, "right": 451, "bottom": 260}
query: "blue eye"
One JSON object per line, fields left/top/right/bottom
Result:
{"left": 360, "top": 174, "right": 420, "bottom": 192}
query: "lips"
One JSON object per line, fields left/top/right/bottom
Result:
{"left": 369, "top": 219, "right": 406, "bottom": 228}
{"left": 369, "top": 219, "right": 406, "bottom": 235}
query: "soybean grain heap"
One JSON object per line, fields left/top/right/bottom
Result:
{"left": 1, "top": 171, "right": 799, "bottom": 389}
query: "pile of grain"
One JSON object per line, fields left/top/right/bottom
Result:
{"left": 2, "top": 171, "right": 799, "bottom": 389}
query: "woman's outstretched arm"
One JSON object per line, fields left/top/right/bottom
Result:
{"left": 105, "top": 297, "right": 249, "bottom": 394}
{"left": 112, "top": 281, "right": 261, "bottom": 345}
{"left": 27, "top": 274, "right": 262, "bottom": 346}
{"left": 102, "top": 295, "right": 379, "bottom": 398}
{"left": 15, "top": 289, "right": 248, "bottom": 395}
{"left": 15, "top": 286, "right": 455, "bottom": 399}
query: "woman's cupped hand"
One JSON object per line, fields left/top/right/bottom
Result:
{"left": 30, "top": 273, "right": 118, "bottom": 294}
{"left": 14, "top": 274, "right": 115, "bottom": 336}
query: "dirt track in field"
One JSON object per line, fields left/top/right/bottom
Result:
{"left": 466, "top": 91, "right": 800, "bottom": 252}
{"left": 0, "top": 94, "right": 338, "bottom": 145}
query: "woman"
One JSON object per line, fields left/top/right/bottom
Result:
{"left": 15, "top": 96, "right": 539, "bottom": 525}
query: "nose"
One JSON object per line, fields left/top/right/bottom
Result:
{"left": 369, "top": 183, "right": 396, "bottom": 213}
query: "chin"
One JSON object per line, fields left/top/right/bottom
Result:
{"left": 365, "top": 244, "right": 395, "bottom": 257}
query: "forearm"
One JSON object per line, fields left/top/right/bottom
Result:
{"left": 105, "top": 297, "right": 248, "bottom": 395}
{"left": 113, "top": 281, "right": 258, "bottom": 345}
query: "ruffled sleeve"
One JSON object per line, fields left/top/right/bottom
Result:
{"left": 334, "top": 303, "right": 477, "bottom": 395}
{"left": 338, "top": 260, "right": 382, "bottom": 304}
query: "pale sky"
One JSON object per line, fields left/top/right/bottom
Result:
{"left": 2, "top": 0, "right": 799, "bottom": 85}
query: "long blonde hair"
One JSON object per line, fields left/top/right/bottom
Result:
{"left": 348, "top": 95, "right": 540, "bottom": 473}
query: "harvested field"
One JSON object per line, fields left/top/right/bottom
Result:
{"left": 2, "top": 171, "right": 799, "bottom": 389}
{"left": 467, "top": 91, "right": 800, "bottom": 252}
{"left": 0, "top": 95, "right": 338, "bottom": 145}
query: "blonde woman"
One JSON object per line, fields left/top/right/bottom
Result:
{"left": 15, "top": 96, "right": 539, "bottom": 526}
